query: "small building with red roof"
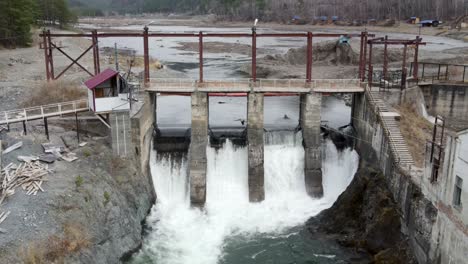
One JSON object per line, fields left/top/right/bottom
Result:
{"left": 85, "top": 68, "right": 130, "bottom": 113}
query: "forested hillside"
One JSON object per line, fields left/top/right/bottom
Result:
{"left": 0, "top": 0, "right": 75, "bottom": 47}
{"left": 1, "top": 0, "right": 466, "bottom": 47}
{"left": 78, "top": 0, "right": 467, "bottom": 21}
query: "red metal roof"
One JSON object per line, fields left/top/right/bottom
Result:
{"left": 84, "top": 69, "right": 119, "bottom": 90}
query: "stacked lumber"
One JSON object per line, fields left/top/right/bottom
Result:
{"left": 0, "top": 161, "right": 49, "bottom": 206}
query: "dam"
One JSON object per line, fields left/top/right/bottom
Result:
{"left": 146, "top": 78, "right": 364, "bottom": 205}
{"left": 9, "top": 27, "right": 463, "bottom": 263}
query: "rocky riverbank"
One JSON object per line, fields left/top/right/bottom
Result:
{"left": 0, "top": 124, "right": 155, "bottom": 264}
{"left": 307, "top": 165, "right": 416, "bottom": 263}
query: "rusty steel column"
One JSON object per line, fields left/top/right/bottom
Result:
{"left": 143, "top": 26, "right": 150, "bottom": 85}
{"left": 199, "top": 31, "right": 203, "bottom": 83}
{"left": 95, "top": 30, "right": 100, "bottom": 74}
{"left": 413, "top": 36, "right": 420, "bottom": 80}
{"left": 92, "top": 30, "right": 98, "bottom": 75}
{"left": 306, "top": 32, "right": 313, "bottom": 82}
{"left": 359, "top": 32, "right": 365, "bottom": 80}
{"left": 251, "top": 27, "right": 257, "bottom": 82}
{"left": 368, "top": 42, "right": 373, "bottom": 87}
{"left": 362, "top": 33, "right": 368, "bottom": 82}
{"left": 383, "top": 35, "right": 388, "bottom": 80}
{"left": 47, "top": 30, "right": 55, "bottom": 80}
{"left": 42, "top": 30, "right": 50, "bottom": 81}
{"left": 401, "top": 44, "right": 408, "bottom": 89}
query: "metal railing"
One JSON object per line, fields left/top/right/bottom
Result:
{"left": 148, "top": 78, "right": 362, "bottom": 91}
{"left": 0, "top": 99, "right": 89, "bottom": 125}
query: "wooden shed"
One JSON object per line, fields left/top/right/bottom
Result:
{"left": 84, "top": 69, "right": 130, "bottom": 113}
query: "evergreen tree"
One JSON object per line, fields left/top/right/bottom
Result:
{"left": 36, "top": 0, "right": 77, "bottom": 27}
{"left": 0, "top": 0, "right": 36, "bottom": 47}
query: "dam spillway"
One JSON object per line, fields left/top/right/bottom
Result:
{"left": 146, "top": 78, "right": 364, "bottom": 206}
{"left": 131, "top": 133, "right": 359, "bottom": 264}
{"left": 152, "top": 91, "right": 327, "bottom": 206}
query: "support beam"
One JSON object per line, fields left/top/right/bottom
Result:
{"left": 251, "top": 27, "right": 257, "bottom": 82}
{"left": 143, "top": 26, "right": 150, "bottom": 85}
{"left": 47, "top": 30, "right": 55, "bottom": 80}
{"left": 199, "top": 31, "right": 204, "bottom": 83}
{"left": 92, "top": 30, "right": 100, "bottom": 75}
{"left": 42, "top": 30, "right": 50, "bottom": 81}
{"left": 401, "top": 44, "right": 408, "bottom": 89}
{"left": 75, "top": 113, "right": 80, "bottom": 143}
{"left": 53, "top": 43, "right": 96, "bottom": 79}
{"left": 95, "top": 30, "right": 100, "bottom": 74}
{"left": 306, "top": 32, "right": 313, "bottom": 82}
{"left": 359, "top": 32, "right": 364, "bottom": 80}
{"left": 413, "top": 36, "right": 420, "bottom": 79}
{"left": 300, "top": 93, "right": 323, "bottom": 197}
{"left": 383, "top": 35, "right": 388, "bottom": 80}
{"left": 22, "top": 121, "right": 27, "bottom": 135}
{"left": 362, "top": 34, "right": 368, "bottom": 82}
{"left": 189, "top": 92, "right": 209, "bottom": 207}
{"left": 368, "top": 43, "right": 373, "bottom": 86}
{"left": 247, "top": 92, "right": 264, "bottom": 202}
{"left": 44, "top": 117, "right": 49, "bottom": 141}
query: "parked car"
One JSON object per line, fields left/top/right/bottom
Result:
{"left": 420, "top": 20, "right": 443, "bottom": 27}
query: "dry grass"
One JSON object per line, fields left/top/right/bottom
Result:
{"left": 107, "top": 55, "right": 162, "bottom": 70}
{"left": 22, "top": 81, "right": 87, "bottom": 108}
{"left": 20, "top": 222, "right": 91, "bottom": 264}
{"left": 395, "top": 103, "right": 434, "bottom": 167}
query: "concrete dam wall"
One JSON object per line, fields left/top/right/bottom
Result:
{"left": 352, "top": 89, "right": 468, "bottom": 264}
{"left": 143, "top": 92, "right": 324, "bottom": 206}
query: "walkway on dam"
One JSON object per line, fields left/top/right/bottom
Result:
{"left": 145, "top": 79, "right": 365, "bottom": 94}
{"left": 0, "top": 99, "right": 89, "bottom": 125}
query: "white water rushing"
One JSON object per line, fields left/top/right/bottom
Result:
{"left": 137, "top": 132, "right": 359, "bottom": 264}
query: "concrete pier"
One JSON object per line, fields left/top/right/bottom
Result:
{"left": 111, "top": 111, "right": 132, "bottom": 157}
{"left": 247, "top": 92, "right": 265, "bottom": 202}
{"left": 300, "top": 93, "right": 323, "bottom": 197}
{"left": 189, "top": 92, "right": 209, "bottom": 207}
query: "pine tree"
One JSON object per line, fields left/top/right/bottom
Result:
{"left": 0, "top": 0, "right": 36, "bottom": 47}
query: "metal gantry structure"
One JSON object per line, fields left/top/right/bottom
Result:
{"left": 363, "top": 35, "right": 426, "bottom": 89}
{"left": 40, "top": 28, "right": 376, "bottom": 85}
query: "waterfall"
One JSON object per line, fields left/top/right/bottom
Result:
{"left": 133, "top": 132, "right": 359, "bottom": 264}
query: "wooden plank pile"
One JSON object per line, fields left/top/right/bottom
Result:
{"left": 0, "top": 161, "right": 50, "bottom": 231}
{"left": 1, "top": 161, "right": 49, "bottom": 204}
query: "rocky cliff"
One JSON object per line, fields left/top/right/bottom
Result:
{"left": 0, "top": 130, "right": 155, "bottom": 264}
{"left": 307, "top": 165, "right": 416, "bottom": 263}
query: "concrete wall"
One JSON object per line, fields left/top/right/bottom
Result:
{"left": 300, "top": 93, "right": 323, "bottom": 197}
{"left": 247, "top": 93, "right": 265, "bottom": 202}
{"left": 189, "top": 92, "right": 209, "bottom": 207}
{"left": 429, "top": 131, "right": 468, "bottom": 264}
{"left": 130, "top": 93, "right": 156, "bottom": 202}
{"left": 95, "top": 94, "right": 130, "bottom": 113}
{"left": 352, "top": 92, "right": 437, "bottom": 263}
{"left": 421, "top": 84, "right": 468, "bottom": 127}
{"left": 111, "top": 111, "right": 132, "bottom": 157}
{"left": 352, "top": 90, "right": 468, "bottom": 264}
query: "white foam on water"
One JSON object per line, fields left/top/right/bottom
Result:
{"left": 137, "top": 132, "right": 359, "bottom": 264}
{"left": 421, "top": 103, "right": 436, "bottom": 124}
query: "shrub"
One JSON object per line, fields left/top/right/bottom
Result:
{"left": 75, "top": 175, "right": 83, "bottom": 188}
{"left": 103, "top": 191, "right": 110, "bottom": 206}
{"left": 82, "top": 149, "right": 91, "bottom": 157}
